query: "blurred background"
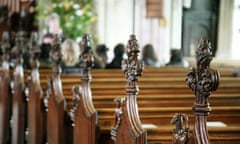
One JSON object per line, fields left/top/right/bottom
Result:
{"left": 0, "top": 0, "right": 239, "bottom": 66}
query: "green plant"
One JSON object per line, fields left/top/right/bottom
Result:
{"left": 36, "top": 0, "right": 97, "bottom": 41}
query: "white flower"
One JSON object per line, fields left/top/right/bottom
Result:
{"left": 52, "top": 3, "right": 57, "bottom": 8}
{"left": 75, "top": 10, "right": 83, "bottom": 16}
{"left": 76, "top": 37, "right": 82, "bottom": 43}
{"left": 58, "top": 3, "right": 63, "bottom": 7}
{"left": 77, "top": 25, "right": 82, "bottom": 29}
{"left": 73, "top": 4, "right": 80, "bottom": 9}
{"left": 87, "top": 12, "right": 93, "bottom": 16}
{"left": 70, "top": 15, "right": 74, "bottom": 20}
{"left": 43, "top": 10, "right": 48, "bottom": 14}
{"left": 65, "top": 22, "right": 72, "bottom": 28}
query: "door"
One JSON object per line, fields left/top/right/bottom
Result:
{"left": 182, "top": 0, "right": 220, "bottom": 57}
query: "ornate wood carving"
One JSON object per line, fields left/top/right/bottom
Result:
{"left": 0, "top": 31, "right": 11, "bottom": 144}
{"left": 171, "top": 113, "right": 192, "bottom": 144}
{"left": 70, "top": 34, "right": 98, "bottom": 144}
{"left": 44, "top": 34, "right": 69, "bottom": 144}
{"left": 11, "top": 31, "right": 27, "bottom": 144}
{"left": 186, "top": 38, "right": 220, "bottom": 144}
{"left": 111, "top": 97, "right": 126, "bottom": 141}
{"left": 111, "top": 34, "right": 146, "bottom": 144}
{"left": 25, "top": 32, "right": 46, "bottom": 144}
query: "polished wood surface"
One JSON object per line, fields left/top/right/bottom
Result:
{"left": 70, "top": 34, "right": 98, "bottom": 144}
{"left": 0, "top": 32, "right": 239, "bottom": 143}
{"left": 11, "top": 32, "right": 27, "bottom": 144}
{"left": 44, "top": 35, "right": 72, "bottom": 144}
{"left": 25, "top": 33, "right": 46, "bottom": 144}
{"left": 186, "top": 38, "right": 220, "bottom": 144}
{"left": 111, "top": 35, "right": 147, "bottom": 144}
{"left": 0, "top": 31, "right": 11, "bottom": 144}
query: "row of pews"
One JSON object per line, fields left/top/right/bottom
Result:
{"left": 0, "top": 32, "right": 240, "bottom": 144}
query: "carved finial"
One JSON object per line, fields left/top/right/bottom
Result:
{"left": 14, "top": 32, "right": 26, "bottom": 65}
{"left": 196, "top": 38, "right": 213, "bottom": 70}
{"left": 29, "top": 32, "right": 41, "bottom": 69}
{"left": 79, "top": 34, "right": 94, "bottom": 69}
{"left": 186, "top": 38, "right": 220, "bottom": 144}
{"left": 186, "top": 38, "right": 220, "bottom": 104}
{"left": 111, "top": 35, "right": 146, "bottom": 144}
{"left": 122, "top": 34, "right": 144, "bottom": 93}
{"left": 171, "top": 113, "right": 192, "bottom": 144}
{"left": 1, "top": 31, "right": 11, "bottom": 61}
{"left": 50, "top": 34, "right": 62, "bottom": 73}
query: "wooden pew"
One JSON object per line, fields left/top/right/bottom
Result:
{"left": 172, "top": 38, "right": 220, "bottom": 144}
{"left": 34, "top": 67, "right": 240, "bottom": 139}
{"left": 44, "top": 35, "right": 72, "bottom": 144}
{"left": 7, "top": 36, "right": 238, "bottom": 143}
{"left": 25, "top": 33, "right": 46, "bottom": 144}
{"left": 69, "top": 34, "right": 98, "bottom": 144}
{"left": 110, "top": 35, "right": 147, "bottom": 144}
{"left": 0, "top": 31, "right": 11, "bottom": 144}
{"left": 1, "top": 32, "right": 239, "bottom": 143}
{"left": 30, "top": 69, "right": 240, "bottom": 129}
{"left": 37, "top": 65, "right": 237, "bottom": 78}
{"left": 33, "top": 66, "right": 240, "bottom": 143}
{"left": 11, "top": 32, "right": 27, "bottom": 144}
{"left": 146, "top": 124, "right": 240, "bottom": 144}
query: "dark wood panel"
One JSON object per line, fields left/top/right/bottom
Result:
{"left": 146, "top": 0, "right": 163, "bottom": 17}
{"left": 182, "top": 0, "right": 220, "bottom": 56}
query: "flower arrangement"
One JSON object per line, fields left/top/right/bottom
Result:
{"left": 36, "top": 0, "right": 97, "bottom": 41}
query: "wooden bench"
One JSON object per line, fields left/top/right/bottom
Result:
{"left": 11, "top": 32, "right": 28, "bottom": 144}
{"left": 31, "top": 66, "right": 240, "bottom": 144}
{"left": 25, "top": 33, "right": 46, "bottom": 144}
{"left": 2, "top": 33, "right": 240, "bottom": 143}
{"left": 34, "top": 67, "right": 240, "bottom": 144}
{"left": 43, "top": 35, "right": 73, "bottom": 144}
{"left": 0, "top": 32, "right": 11, "bottom": 144}
{"left": 69, "top": 34, "right": 98, "bottom": 144}
{"left": 36, "top": 65, "right": 237, "bottom": 78}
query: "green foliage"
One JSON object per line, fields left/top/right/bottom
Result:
{"left": 36, "top": 0, "right": 97, "bottom": 40}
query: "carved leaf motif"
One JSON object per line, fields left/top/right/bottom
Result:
{"left": 186, "top": 68, "right": 196, "bottom": 92}
{"left": 79, "top": 34, "right": 94, "bottom": 69}
{"left": 185, "top": 38, "right": 220, "bottom": 144}
{"left": 196, "top": 39, "right": 213, "bottom": 71}
{"left": 50, "top": 35, "right": 62, "bottom": 65}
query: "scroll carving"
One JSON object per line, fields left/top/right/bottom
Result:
{"left": 111, "top": 34, "right": 146, "bottom": 144}
{"left": 0, "top": 31, "right": 11, "bottom": 144}
{"left": 171, "top": 113, "right": 192, "bottom": 144}
{"left": 70, "top": 86, "right": 81, "bottom": 124}
{"left": 186, "top": 38, "right": 220, "bottom": 144}
{"left": 70, "top": 34, "right": 97, "bottom": 144}
{"left": 111, "top": 97, "right": 126, "bottom": 141}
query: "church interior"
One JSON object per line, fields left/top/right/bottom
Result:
{"left": 0, "top": 0, "right": 240, "bottom": 144}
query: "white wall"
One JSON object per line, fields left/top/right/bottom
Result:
{"left": 95, "top": 0, "right": 240, "bottom": 62}
{"left": 216, "top": 0, "right": 233, "bottom": 59}
{"left": 95, "top": 0, "right": 133, "bottom": 61}
{"left": 231, "top": 0, "right": 240, "bottom": 60}
{"left": 96, "top": 0, "right": 176, "bottom": 65}
{"left": 134, "top": 0, "right": 172, "bottom": 65}
{"left": 170, "top": 0, "right": 183, "bottom": 50}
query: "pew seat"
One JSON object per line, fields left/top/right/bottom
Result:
{"left": 99, "top": 124, "right": 240, "bottom": 144}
